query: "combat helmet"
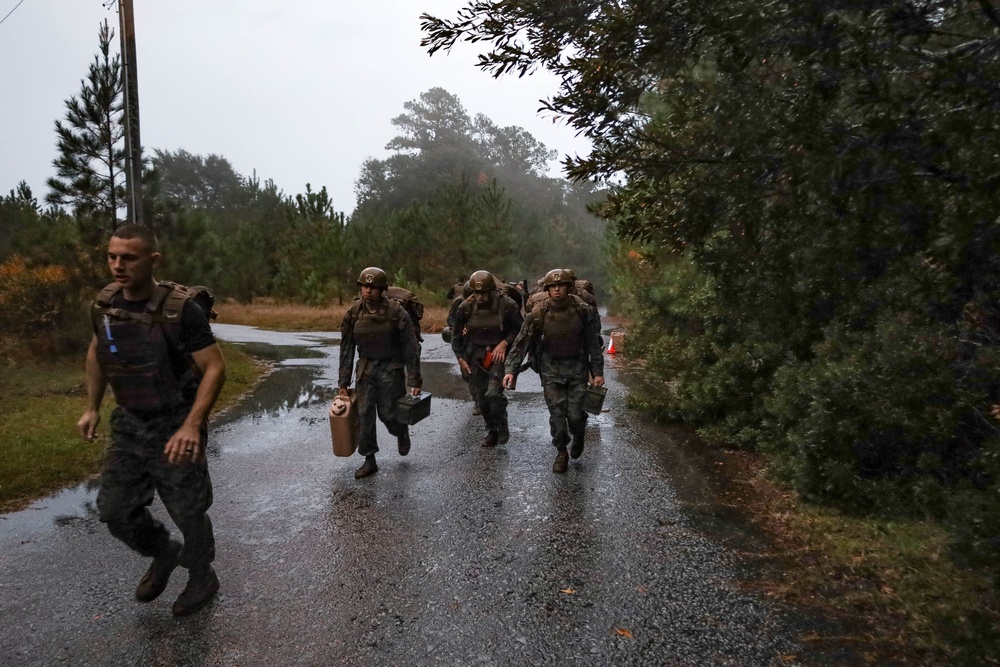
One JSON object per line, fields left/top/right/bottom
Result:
{"left": 541, "top": 268, "right": 574, "bottom": 289}
{"left": 469, "top": 270, "right": 496, "bottom": 293}
{"left": 462, "top": 281, "right": 473, "bottom": 299}
{"left": 356, "top": 267, "right": 388, "bottom": 289}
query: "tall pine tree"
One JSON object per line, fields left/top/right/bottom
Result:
{"left": 46, "top": 19, "right": 125, "bottom": 235}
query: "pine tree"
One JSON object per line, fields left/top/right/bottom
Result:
{"left": 45, "top": 19, "right": 126, "bottom": 233}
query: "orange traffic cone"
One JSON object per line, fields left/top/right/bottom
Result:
{"left": 607, "top": 333, "right": 616, "bottom": 354}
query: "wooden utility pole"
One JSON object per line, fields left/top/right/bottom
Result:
{"left": 118, "top": 0, "right": 143, "bottom": 225}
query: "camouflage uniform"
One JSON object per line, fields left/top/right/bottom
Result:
{"left": 505, "top": 293, "right": 604, "bottom": 452}
{"left": 339, "top": 295, "right": 422, "bottom": 457}
{"left": 451, "top": 290, "right": 524, "bottom": 441}
{"left": 99, "top": 408, "right": 214, "bottom": 571}
{"left": 94, "top": 291, "right": 217, "bottom": 573}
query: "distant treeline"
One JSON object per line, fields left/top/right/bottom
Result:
{"left": 0, "top": 86, "right": 607, "bottom": 352}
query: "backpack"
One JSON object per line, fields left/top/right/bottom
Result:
{"left": 498, "top": 282, "right": 525, "bottom": 313}
{"left": 574, "top": 279, "right": 595, "bottom": 298}
{"left": 386, "top": 286, "right": 424, "bottom": 340}
{"left": 92, "top": 280, "right": 217, "bottom": 328}
{"left": 349, "top": 286, "right": 425, "bottom": 342}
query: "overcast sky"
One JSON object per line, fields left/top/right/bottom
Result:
{"left": 0, "top": 0, "right": 591, "bottom": 215}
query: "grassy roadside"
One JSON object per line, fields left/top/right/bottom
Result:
{"left": 0, "top": 340, "right": 267, "bottom": 514}
{"left": 718, "top": 450, "right": 999, "bottom": 664}
{"left": 215, "top": 298, "right": 451, "bottom": 333}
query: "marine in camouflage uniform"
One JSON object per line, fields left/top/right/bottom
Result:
{"left": 339, "top": 267, "right": 423, "bottom": 479}
{"left": 504, "top": 269, "right": 605, "bottom": 473}
{"left": 77, "top": 224, "right": 227, "bottom": 617}
{"left": 451, "top": 270, "right": 524, "bottom": 447}
{"left": 445, "top": 280, "right": 481, "bottom": 416}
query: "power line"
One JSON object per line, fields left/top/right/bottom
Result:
{"left": 0, "top": 0, "right": 27, "bottom": 26}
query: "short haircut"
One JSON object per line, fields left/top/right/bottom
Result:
{"left": 112, "top": 223, "right": 159, "bottom": 252}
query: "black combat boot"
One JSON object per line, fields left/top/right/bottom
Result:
{"left": 497, "top": 421, "right": 510, "bottom": 445}
{"left": 354, "top": 455, "right": 378, "bottom": 479}
{"left": 171, "top": 565, "right": 220, "bottom": 617}
{"left": 397, "top": 431, "right": 411, "bottom": 456}
{"left": 135, "top": 538, "right": 182, "bottom": 602}
{"left": 482, "top": 430, "right": 499, "bottom": 447}
{"left": 569, "top": 436, "right": 585, "bottom": 459}
{"left": 552, "top": 449, "right": 569, "bottom": 473}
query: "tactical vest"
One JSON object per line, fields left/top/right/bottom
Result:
{"left": 351, "top": 298, "right": 402, "bottom": 361}
{"left": 465, "top": 293, "right": 506, "bottom": 347}
{"left": 539, "top": 296, "right": 588, "bottom": 359}
{"left": 92, "top": 282, "right": 199, "bottom": 412}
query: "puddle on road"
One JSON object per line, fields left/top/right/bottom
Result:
{"left": 234, "top": 342, "right": 327, "bottom": 362}
{"left": 216, "top": 366, "right": 333, "bottom": 424}
{"left": 216, "top": 330, "right": 468, "bottom": 423}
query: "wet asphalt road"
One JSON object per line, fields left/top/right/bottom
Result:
{"left": 1, "top": 325, "right": 833, "bottom": 666}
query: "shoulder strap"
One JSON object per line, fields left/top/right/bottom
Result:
{"left": 387, "top": 297, "right": 401, "bottom": 323}
{"left": 147, "top": 282, "right": 178, "bottom": 319}
{"left": 95, "top": 282, "right": 122, "bottom": 307}
{"left": 347, "top": 299, "right": 362, "bottom": 323}
{"left": 92, "top": 283, "right": 121, "bottom": 331}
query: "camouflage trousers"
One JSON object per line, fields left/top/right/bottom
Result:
{"left": 468, "top": 362, "right": 507, "bottom": 434}
{"left": 356, "top": 360, "right": 408, "bottom": 457}
{"left": 97, "top": 407, "right": 215, "bottom": 572}
{"left": 540, "top": 357, "right": 589, "bottom": 450}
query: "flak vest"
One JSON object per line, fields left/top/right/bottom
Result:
{"left": 465, "top": 293, "right": 506, "bottom": 348}
{"left": 92, "top": 283, "right": 198, "bottom": 412}
{"left": 540, "top": 298, "right": 587, "bottom": 359}
{"left": 352, "top": 299, "right": 402, "bottom": 361}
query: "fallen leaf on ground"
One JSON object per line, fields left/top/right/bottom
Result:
{"left": 614, "top": 627, "right": 634, "bottom": 639}
{"left": 560, "top": 588, "right": 576, "bottom": 595}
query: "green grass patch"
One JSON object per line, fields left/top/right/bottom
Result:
{"left": 0, "top": 340, "right": 267, "bottom": 513}
{"left": 750, "top": 482, "right": 1000, "bottom": 663}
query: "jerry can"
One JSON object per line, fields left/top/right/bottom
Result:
{"left": 329, "top": 391, "right": 359, "bottom": 457}
{"left": 583, "top": 384, "right": 607, "bottom": 415}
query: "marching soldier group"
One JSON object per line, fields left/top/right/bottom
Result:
{"left": 77, "top": 227, "right": 607, "bottom": 616}
{"left": 340, "top": 265, "right": 606, "bottom": 476}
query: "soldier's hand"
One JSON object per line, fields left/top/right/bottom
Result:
{"left": 338, "top": 387, "right": 350, "bottom": 398}
{"left": 77, "top": 410, "right": 101, "bottom": 441}
{"left": 410, "top": 386, "right": 421, "bottom": 396}
{"left": 503, "top": 373, "right": 516, "bottom": 391}
{"left": 458, "top": 358, "right": 471, "bottom": 376}
{"left": 591, "top": 375, "right": 606, "bottom": 388}
{"left": 165, "top": 424, "right": 203, "bottom": 464}
{"left": 491, "top": 340, "right": 508, "bottom": 364}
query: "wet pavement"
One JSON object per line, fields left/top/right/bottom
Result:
{"left": 0, "top": 324, "right": 841, "bottom": 666}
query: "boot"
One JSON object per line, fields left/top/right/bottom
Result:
{"left": 171, "top": 566, "right": 220, "bottom": 617}
{"left": 135, "top": 539, "right": 182, "bottom": 602}
{"left": 354, "top": 455, "right": 378, "bottom": 479}
{"left": 482, "top": 430, "right": 499, "bottom": 447}
{"left": 569, "top": 435, "right": 584, "bottom": 459}
{"left": 472, "top": 403, "right": 482, "bottom": 416}
{"left": 497, "top": 420, "right": 510, "bottom": 445}
{"left": 397, "top": 431, "right": 411, "bottom": 456}
{"left": 552, "top": 449, "right": 569, "bottom": 474}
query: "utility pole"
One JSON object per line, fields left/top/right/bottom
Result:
{"left": 118, "top": 0, "right": 143, "bottom": 226}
